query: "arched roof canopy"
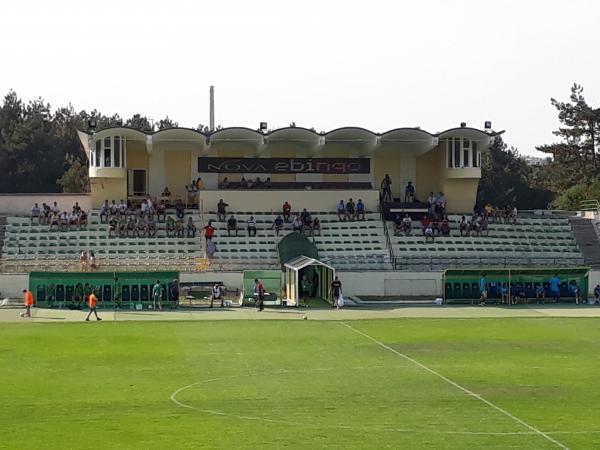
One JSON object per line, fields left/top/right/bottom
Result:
{"left": 153, "top": 128, "right": 207, "bottom": 152}
{"left": 91, "top": 126, "right": 148, "bottom": 144}
{"left": 264, "top": 127, "right": 321, "bottom": 156}
{"left": 379, "top": 128, "right": 438, "bottom": 156}
{"left": 323, "top": 127, "right": 378, "bottom": 156}
{"left": 436, "top": 127, "right": 498, "bottom": 150}
{"left": 207, "top": 127, "right": 264, "bottom": 154}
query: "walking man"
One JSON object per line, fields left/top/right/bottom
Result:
{"left": 301, "top": 275, "right": 312, "bottom": 308}
{"left": 152, "top": 280, "right": 163, "bottom": 311}
{"left": 330, "top": 276, "right": 342, "bottom": 309}
{"left": 549, "top": 274, "right": 561, "bottom": 304}
{"left": 85, "top": 290, "right": 102, "bottom": 321}
{"left": 255, "top": 278, "right": 265, "bottom": 311}
{"left": 479, "top": 273, "right": 488, "bottom": 306}
{"left": 21, "top": 288, "right": 34, "bottom": 318}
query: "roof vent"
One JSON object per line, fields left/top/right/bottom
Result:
{"left": 460, "top": 122, "right": 467, "bottom": 128}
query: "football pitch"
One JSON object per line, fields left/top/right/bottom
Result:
{"left": 2, "top": 317, "right": 600, "bottom": 449}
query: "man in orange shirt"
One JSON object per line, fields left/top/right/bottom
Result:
{"left": 21, "top": 289, "right": 34, "bottom": 318}
{"left": 85, "top": 290, "right": 102, "bottom": 321}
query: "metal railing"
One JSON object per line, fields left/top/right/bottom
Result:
{"left": 580, "top": 200, "right": 600, "bottom": 218}
{"left": 379, "top": 201, "right": 395, "bottom": 263}
{"left": 392, "top": 255, "right": 585, "bottom": 271}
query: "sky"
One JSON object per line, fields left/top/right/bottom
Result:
{"left": 0, "top": 0, "right": 599, "bottom": 156}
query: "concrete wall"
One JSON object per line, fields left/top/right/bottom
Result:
{"left": 338, "top": 271, "right": 444, "bottom": 297}
{"left": 0, "top": 194, "right": 92, "bottom": 216}
{"left": 90, "top": 178, "right": 127, "bottom": 207}
{"left": 0, "top": 273, "right": 30, "bottom": 298}
{"left": 198, "top": 189, "right": 380, "bottom": 214}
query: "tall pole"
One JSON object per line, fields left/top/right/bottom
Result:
{"left": 209, "top": 85, "right": 215, "bottom": 132}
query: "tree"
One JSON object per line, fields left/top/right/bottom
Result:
{"left": 156, "top": 116, "right": 178, "bottom": 130}
{"left": 536, "top": 83, "right": 600, "bottom": 190}
{"left": 57, "top": 155, "right": 89, "bottom": 193}
{"left": 125, "top": 114, "right": 154, "bottom": 132}
{"left": 477, "top": 136, "right": 553, "bottom": 209}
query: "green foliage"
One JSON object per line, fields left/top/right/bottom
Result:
{"left": 551, "top": 178, "right": 600, "bottom": 210}
{"left": 477, "top": 136, "right": 553, "bottom": 209}
{"left": 57, "top": 155, "right": 89, "bottom": 193}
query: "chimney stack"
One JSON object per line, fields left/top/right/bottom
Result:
{"left": 209, "top": 86, "right": 215, "bottom": 132}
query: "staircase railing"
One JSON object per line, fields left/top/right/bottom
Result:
{"left": 580, "top": 199, "right": 600, "bottom": 219}
{"left": 379, "top": 202, "right": 395, "bottom": 268}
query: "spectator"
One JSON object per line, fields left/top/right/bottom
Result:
{"left": 569, "top": 282, "right": 581, "bottom": 305}
{"left": 73, "top": 202, "right": 82, "bottom": 214}
{"left": 217, "top": 199, "right": 228, "bottom": 221}
{"left": 426, "top": 192, "right": 435, "bottom": 216}
{"left": 479, "top": 216, "right": 489, "bottom": 236}
{"left": 479, "top": 273, "right": 488, "bottom": 306}
{"left": 282, "top": 201, "right": 292, "bottom": 222}
{"left": 239, "top": 177, "right": 248, "bottom": 188}
{"left": 337, "top": 200, "right": 345, "bottom": 221}
{"left": 440, "top": 217, "right": 450, "bottom": 236}
{"left": 59, "top": 211, "right": 69, "bottom": 231}
{"left": 118, "top": 199, "right": 127, "bottom": 216}
{"left": 206, "top": 239, "right": 217, "bottom": 265}
{"left": 219, "top": 177, "right": 229, "bottom": 189}
{"left": 424, "top": 223, "right": 434, "bottom": 243}
{"left": 431, "top": 218, "right": 441, "bottom": 237}
{"left": 203, "top": 220, "right": 215, "bottom": 241}
{"left": 196, "top": 177, "right": 205, "bottom": 190}
{"left": 312, "top": 217, "right": 321, "bottom": 236}
{"left": 109, "top": 200, "right": 118, "bottom": 217}
{"left": 436, "top": 192, "right": 447, "bottom": 218}
{"left": 594, "top": 284, "right": 600, "bottom": 304}
{"left": 402, "top": 214, "right": 412, "bottom": 235}
{"left": 503, "top": 204, "right": 511, "bottom": 223}
{"left": 117, "top": 216, "right": 127, "bottom": 237}
{"left": 227, "top": 215, "right": 238, "bottom": 236}
{"left": 500, "top": 283, "right": 510, "bottom": 304}
{"left": 393, "top": 214, "right": 403, "bottom": 236}
{"left": 484, "top": 203, "right": 493, "bottom": 220}
{"left": 162, "top": 186, "right": 171, "bottom": 197}
{"left": 127, "top": 217, "right": 137, "bottom": 237}
{"left": 345, "top": 198, "right": 356, "bottom": 221}
{"left": 41, "top": 203, "right": 51, "bottom": 224}
{"left": 141, "top": 199, "right": 149, "bottom": 217}
{"left": 89, "top": 251, "right": 96, "bottom": 271}
{"left": 175, "top": 219, "right": 185, "bottom": 238}
{"left": 549, "top": 274, "right": 561, "bottom": 303}
{"left": 459, "top": 216, "right": 469, "bottom": 237}
{"left": 79, "top": 210, "right": 88, "bottom": 229}
{"left": 271, "top": 215, "right": 284, "bottom": 236}
{"left": 511, "top": 206, "right": 518, "bottom": 224}
{"left": 535, "top": 284, "right": 546, "bottom": 304}
{"left": 247, "top": 216, "right": 257, "bottom": 237}
{"left": 254, "top": 278, "right": 265, "bottom": 311}
{"left": 49, "top": 212, "right": 59, "bottom": 231}
{"left": 210, "top": 283, "right": 224, "bottom": 308}
{"left": 264, "top": 177, "right": 272, "bottom": 188}
{"left": 166, "top": 216, "right": 176, "bottom": 237}
{"left": 147, "top": 216, "right": 157, "bottom": 237}
{"left": 186, "top": 184, "right": 197, "bottom": 207}
{"left": 52, "top": 201, "right": 60, "bottom": 215}
{"left": 381, "top": 174, "right": 392, "bottom": 202}
{"left": 156, "top": 200, "right": 166, "bottom": 222}
{"left": 186, "top": 217, "right": 197, "bottom": 237}
{"left": 69, "top": 210, "right": 78, "bottom": 228}
{"left": 80, "top": 250, "right": 88, "bottom": 271}
{"left": 303, "top": 212, "right": 314, "bottom": 235}
{"left": 253, "top": 177, "right": 263, "bottom": 188}
{"left": 99, "top": 200, "right": 109, "bottom": 223}
{"left": 108, "top": 217, "right": 118, "bottom": 237}
{"left": 175, "top": 199, "right": 185, "bottom": 220}
{"left": 31, "top": 203, "right": 41, "bottom": 223}
{"left": 246, "top": 178, "right": 254, "bottom": 189}
{"left": 356, "top": 199, "right": 365, "bottom": 221}
{"left": 471, "top": 215, "right": 481, "bottom": 236}
{"left": 405, "top": 182, "right": 415, "bottom": 203}
{"left": 292, "top": 215, "right": 303, "bottom": 232}
{"left": 300, "top": 208, "right": 310, "bottom": 224}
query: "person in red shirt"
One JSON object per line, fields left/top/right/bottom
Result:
{"left": 21, "top": 289, "right": 34, "bottom": 318}
{"left": 85, "top": 291, "right": 102, "bottom": 321}
{"left": 420, "top": 215, "right": 431, "bottom": 236}
{"left": 203, "top": 220, "right": 215, "bottom": 241}
{"left": 254, "top": 278, "right": 265, "bottom": 311}
{"left": 282, "top": 201, "right": 291, "bottom": 222}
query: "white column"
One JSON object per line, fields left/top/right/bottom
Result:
{"left": 398, "top": 154, "right": 417, "bottom": 199}
{"left": 148, "top": 147, "right": 165, "bottom": 198}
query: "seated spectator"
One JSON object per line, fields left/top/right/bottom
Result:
{"left": 511, "top": 206, "right": 518, "bottom": 224}
{"left": 459, "top": 216, "right": 469, "bottom": 237}
{"left": 420, "top": 215, "right": 430, "bottom": 236}
{"left": 594, "top": 284, "right": 600, "bottom": 304}
{"left": 31, "top": 203, "right": 41, "bottom": 223}
{"left": 471, "top": 215, "right": 481, "bottom": 236}
{"left": 217, "top": 199, "right": 228, "bottom": 221}
{"left": 479, "top": 216, "right": 489, "bottom": 236}
{"left": 431, "top": 219, "right": 441, "bottom": 237}
{"left": 109, "top": 200, "right": 118, "bottom": 217}
{"left": 292, "top": 215, "right": 303, "bottom": 232}
{"left": 500, "top": 283, "right": 510, "bottom": 304}
{"left": 59, "top": 211, "right": 69, "bottom": 231}
{"left": 393, "top": 214, "right": 403, "bottom": 236}
{"left": 264, "top": 177, "right": 272, "bottom": 188}
{"left": 246, "top": 178, "right": 254, "bottom": 189}
{"left": 186, "top": 217, "right": 196, "bottom": 238}
{"left": 52, "top": 201, "right": 60, "bottom": 215}
{"left": 117, "top": 199, "right": 127, "bottom": 216}
{"left": 535, "top": 285, "right": 546, "bottom": 304}
{"left": 99, "top": 200, "right": 109, "bottom": 223}
{"left": 147, "top": 216, "right": 157, "bottom": 237}
{"left": 356, "top": 199, "right": 365, "bottom": 221}
{"left": 435, "top": 192, "right": 447, "bottom": 218}
{"left": 440, "top": 217, "right": 450, "bottom": 236}
{"left": 337, "top": 200, "right": 345, "bottom": 221}
{"left": 156, "top": 201, "right": 166, "bottom": 222}
{"left": 247, "top": 216, "right": 257, "bottom": 237}
{"left": 146, "top": 197, "right": 154, "bottom": 215}
{"left": 108, "top": 217, "right": 118, "bottom": 237}
{"left": 69, "top": 210, "right": 78, "bottom": 227}
{"left": 218, "top": 177, "right": 230, "bottom": 189}
{"left": 166, "top": 216, "right": 176, "bottom": 237}
{"left": 303, "top": 212, "right": 313, "bottom": 235}
{"left": 402, "top": 214, "right": 412, "bottom": 235}
{"left": 162, "top": 186, "right": 172, "bottom": 197}
{"left": 137, "top": 217, "right": 148, "bottom": 238}
{"left": 73, "top": 202, "right": 82, "bottom": 214}
{"left": 175, "top": 219, "right": 185, "bottom": 238}
{"left": 345, "top": 198, "right": 356, "bottom": 221}
{"left": 239, "top": 177, "right": 248, "bottom": 188}
{"left": 271, "top": 215, "right": 284, "bottom": 236}
{"left": 569, "top": 282, "right": 581, "bottom": 305}
{"left": 203, "top": 220, "right": 215, "bottom": 241}
{"left": 50, "top": 212, "right": 60, "bottom": 231}
{"left": 127, "top": 217, "right": 137, "bottom": 237}
{"left": 253, "top": 177, "right": 263, "bottom": 188}
{"left": 312, "top": 217, "right": 321, "bottom": 236}
{"left": 41, "top": 203, "right": 51, "bottom": 224}
{"left": 282, "top": 201, "right": 292, "bottom": 222}
{"left": 484, "top": 202, "right": 493, "bottom": 220}
{"left": 227, "top": 215, "right": 238, "bottom": 236}
{"left": 117, "top": 216, "right": 127, "bottom": 237}
{"left": 140, "top": 199, "right": 149, "bottom": 217}
{"left": 175, "top": 199, "right": 185, "bottom": 220}
{"left": 186, "top": 184, "right": 198, "bottom": 207}
{"left": 79, "top": 210, "right": 88, "bottom": 229}
{"left": 503, "top": 204, "right": 511, "bottom": 223}
{"left": 405, "top": 181, "right": 415, "bottom": 203}
{"left": 196, "top": 177, "right": 205, "bottom": 190}
{"left": 424, "top": 223, "right": 435, "bottom": 243}
{"left": 300, "top": 208, "right": 310, "bottom": 224}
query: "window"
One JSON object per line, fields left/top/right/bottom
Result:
{"left": 104, "top": 137, "right": 111, "bottom": 167}
{"left": 463, "top": 139, "right": 470, "bottom": 168}
{"left": 446, "top": 138, "right": 481, "bottom": 168}
{"left": 114, "top": 137, "right": 121, "bottom": 167}
{"left": 472, "top": 141, "right": 479, "bottom": 168}
{"left": 453, "top": 138, "right": 460, "bottom": 168}
{"left": 95, "top": 140, "right": 101, "bottom": 167}
{"left": 447, "top": 139, "right": 453, "bottom": 168}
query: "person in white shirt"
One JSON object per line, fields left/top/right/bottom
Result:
{"left": 210, "top": 283, "right": 223, "bottom": 308}
{"left": 141, "top": 200, "right": 148, "bottom": 216}
{"left": 402, "top": 214, "right": 412, "bottom": 235}
{"left": 109, "top": 200, "right": 118, "bottom": 217}
{"left": 31, "top": 203, "right": 41, "bottom": 223}
{"left": 292, "top": 215, "right": 303, "bottom": 232}
{"left": 52, "top": 202, "right": 60, "bottom": 215}
{"left": 247, "top": 216, "right": 257, "bottom": 237}
{"left": 117, "top": 200, "right": 127, "bottom": 215}
{"left": 100, "top": 200, "right": 109, "bottom": 223}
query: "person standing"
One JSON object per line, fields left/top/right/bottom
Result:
{"left": 330, "top": 276, "right": 342, "bottom": 309}
{"left": 210, "top": 283, "right": 224, "bottom": 308}
{"left": 381, "top": 174, "right": 392, "bottom": 202}
{"left": 301, "top": 275, "right": 312, "bottom": 307}
{"left": 203, "top": 221, "right": 215, "bottom": 241}
{"left": 152, "top": 280, "right": 163, "bottom": 311}
{"left": 549, "top": 274, "right": 561, "bottom": 304}
{"left": 255, "top": 278, "right": 265, "bottom": 312}
{"left": 85, "top": 290, "right": 101, "bottom": 321}
{"left": 21, "top": 289, "right": 34, "bottom": 318}
{"left": 479, "top": 273, "right": 488, "bottom": 306}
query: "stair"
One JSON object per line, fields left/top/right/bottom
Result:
{"left": 569, "top": 217, "right": 600, "bottom": 268}
{"left": 0, "top": 216, "right": 6, "bottom": 259}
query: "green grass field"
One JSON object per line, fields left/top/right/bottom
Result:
{"left": 2, "top": 318, "right": 600, "bottom": 449}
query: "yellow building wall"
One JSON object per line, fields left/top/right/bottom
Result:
{"left": 373, "top": 152, "right": 401, "bottom": 197}
{"left": 441, "top": 178, "right": 479, "bottom": 213}
{"left": 164, "top": 151, "right": 191, "bottom": 199}
{"left": 90, "top": 178, "right": 127, "bottom": 208}
{"left": 127, "top": 147, "right": 148, "bottom": 169}
{"left": 416, "top": 145, "right": 444, "bottom": 199}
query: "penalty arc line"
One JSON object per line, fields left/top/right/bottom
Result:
{"left": 340, "top": 321, "right": 570, "bottom": 450}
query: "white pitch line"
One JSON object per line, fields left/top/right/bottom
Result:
{"left": 341, "top": 322, "right": 569, "bottom": 450}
